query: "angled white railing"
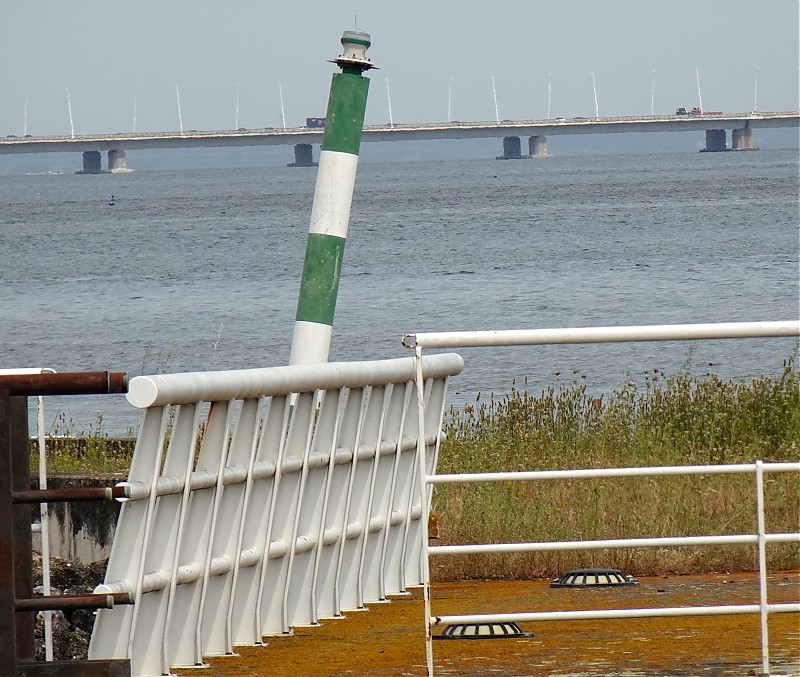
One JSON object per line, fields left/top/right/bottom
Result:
{"left": 88, "top": 354, "right": 463, "bottom": 677}
{"left": 407, "top": 319, "right": 800, "bottom": 677}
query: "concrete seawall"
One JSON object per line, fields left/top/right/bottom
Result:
{"left": 31, "top": 474, "right": 123, "bottom": 564}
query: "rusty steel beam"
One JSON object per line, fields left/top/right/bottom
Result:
{"left": 12, "top": 485, "right": 127, "bottom": 504}
{"left": 15, "top": 592, "right": 133, "bottom": 613}
{"left": 14, "top": 659, "right": 131, "bottom": 676}
{"left": 0, "top": 371, "right": 127, "bottom": 396}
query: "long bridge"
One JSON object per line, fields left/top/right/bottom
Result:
{"left": 1, "top": 111, "right": 797, "bottom": 172}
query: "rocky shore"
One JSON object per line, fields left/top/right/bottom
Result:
{"left": 32, "top": 555, "right": 107, "bottom": 660}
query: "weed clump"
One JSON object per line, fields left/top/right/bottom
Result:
{"left": 30, "top": 412, "right": 134, "bottom": 474}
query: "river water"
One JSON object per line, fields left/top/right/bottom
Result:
{"left": 1, "top": 144, "right": 798, "bottom": 434}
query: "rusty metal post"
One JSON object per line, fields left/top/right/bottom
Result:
{"left": 0, "top": 389, "right": 12, "bottom": 677}
{"left": 1, "top": 388, "right": 34, "bottom": 671}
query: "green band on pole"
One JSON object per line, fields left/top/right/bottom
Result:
{"left": 295, "top": 233, "right": 346, "bottom": 326}
{"left": 322, "top": 72, "right": 370, "bottom": 156}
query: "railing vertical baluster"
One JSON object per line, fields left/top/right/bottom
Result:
{"left": 398, "top": 376, "right": 422, "bottom": 591}
{"left": 339, "top": 388, "right": 372, "bottom": 610}
{"left": 227, "top": 395, "right": 274, "bottom": 645}
{"left": 361, "top": 383, "right": 398, "bottom": 602}
{"left": 286, "top": 388, "right": 342, "bottom": 627}
{"left": 754, "top": 459, "right": 771, "bottom": 675}
{"left": 312, "top": 387, "right": 349, "bottom": 620}
{"left": 254, "top": 394, "right": 292, "bottom": 639}
{"left": 222, "top": 400, "right": 261, "bottom": 647}
{"left": 160, "top": 403, "right": 201, "bottom": 673}
{"left": 35, "top": 391, "right": 54, "bottom": 662}
{"left": 414, "top": 346, "right": 434, "bottom": 677}
{"left": 355, "top": 385, "right": 391, "bottom": 605}
{"left": 201, "top": 398, "right": 261, "bottom": 656}
{"left": 311, "top": 388, "right": 350, "bottom": 619}
{"left": 331, "top": 387, "right": 369, "bottom": 615}
{"left": 381, "top": 383, "right": 413, "bottom": 596}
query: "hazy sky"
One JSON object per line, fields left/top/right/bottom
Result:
{"left": 1, "top": 0, "right": 798, "bottom": 136}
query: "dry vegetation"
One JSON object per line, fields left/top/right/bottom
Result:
{"left": 433, "top": 356, "right": 800, "bottom": 580}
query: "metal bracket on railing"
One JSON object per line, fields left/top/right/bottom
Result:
{"left": 401, "top": 334, "right": 417, "bottom": 349}
{"left": 0, "top": 371, "right": 132, "bottom": 677}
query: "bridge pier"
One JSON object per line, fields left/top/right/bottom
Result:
{"left": 528, "top": 135, "right": 551, "bottom": 158}
{"left": 700, "top": 129, "right": 728, "bottom": 152}
{"left": 75, "top": 150, "right": 105, "bottom": 174}
{"left": 496, "top": 136, "right": 526, "bottom": 160}
{"left": 287, "top": 143, "right": 318, "bottom": 167}
{"left": 496, "top": 136, "right": 525, "bottom": 160}
{"left": 732, "top": 126, "right": 758, "bottom": 151}
{"left": 108, "top": 149, "right": 130, "bottom": 172}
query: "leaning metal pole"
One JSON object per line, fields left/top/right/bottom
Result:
{"left": 289, "top": 30, "right": 375, "bottom": 366}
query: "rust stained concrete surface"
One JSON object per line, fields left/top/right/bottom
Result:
{"left": 174, "top": 572, "right": 799, "bottom": 676}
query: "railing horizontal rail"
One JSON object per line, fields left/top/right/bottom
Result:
{"left": 127, "top": 353, "right": 463, "bottom": 407}
{"left": 403, "top": 319, "right": 799, "bottom": 349}
{"left": 433, "top": 604, "right": 800, "bottom": 626}
{"left": 430, "top": 533, "right": 800, "bottom": 556}
{"left": 428, "top": 462, "right": 800, "bottom": 484}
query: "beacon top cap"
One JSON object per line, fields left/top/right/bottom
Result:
{"left": 333, "top": 30, "right": 376, "bottom": 70}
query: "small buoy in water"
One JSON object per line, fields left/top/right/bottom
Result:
{"left": 108, "top": 195, "right": 115, "bottom": 206}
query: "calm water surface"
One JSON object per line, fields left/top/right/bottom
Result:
{"left": 1, "top": 149, "right": 798, "bottom": 433}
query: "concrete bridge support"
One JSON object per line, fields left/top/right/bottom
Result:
{"left": 107, "top": 149, "right": 128, "bottom": 172}
{"left": 496, "top": 136, "right": 525, "bottom": 160}
{"left": 287, "top": 143, "right": 318, "bottom": 167}
{"left": 732, "top": 127, "right": 757, "bottom": 151}
{"left": 528, "top": 135, "right": 551, "bottom": 158}
{"left": 701, "top": 129, "right": 728, "bottom": 152}
{"left": 77, "top": 150, "right": 103, "bottom": 174}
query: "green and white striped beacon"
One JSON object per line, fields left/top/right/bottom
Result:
{"left": 289, "top": 30, "right": 375, "bottom": 366}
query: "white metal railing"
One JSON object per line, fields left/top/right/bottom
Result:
{"left": 408, "top": 320, "right": 800, "bottom": 677}
{"left": 88, "top": 354, "right": 463, "bottom": 677}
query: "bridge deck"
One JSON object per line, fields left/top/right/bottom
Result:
{"left": 1, "top": 112, "right": 797, "bottom": 154}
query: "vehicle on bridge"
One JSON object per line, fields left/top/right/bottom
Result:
{"left": 677, "top": 107, "right": 723, "bottom": 116}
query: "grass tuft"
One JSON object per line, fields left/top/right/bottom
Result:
{"left": 30, "top": 412, "right": 134, "bottom": 474}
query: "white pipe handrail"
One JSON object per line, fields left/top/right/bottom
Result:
{"left": 429, "top": 462, "right": 800, "bottom": 484}
{"left": 430, "top": 532, "right": 800, "bottom": 556}
{"left": 433, "top": 603, "right": 800, "bottom": 626}
{"left": 403, "top": 319, "right": 799, "bottom": 349}
{"left": 127, "top": 354, "right": 463, "bottom": 407}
